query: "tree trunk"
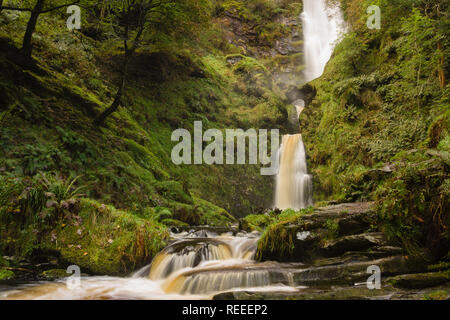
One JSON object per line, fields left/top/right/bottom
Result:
{"left": 438, "top": 42, "right": 446, "bottom": 89}
{"left": 94, "top": 51, "right": 132, "bottom": 126}
{"left": 22, "top": 0, "right": 45, "bottom": 59}
{"left": 93, "top": 6, "right": 148, "bottom": 126}
{"left": 94, "top": 76, "right": 126, "bottom": 126}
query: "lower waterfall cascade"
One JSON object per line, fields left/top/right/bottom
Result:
{"left": 0, "top": 230, "right": 303, "bottom": 299}
{"left": 0, "top": 0, "right": 349, "bottom": 301}
{"left": 274, "top": 134, "right": 313, "bottom": 211}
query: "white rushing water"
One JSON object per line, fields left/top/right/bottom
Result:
{"left": 301, "top": 0, "right": 345, "bottom": 81}
{"left": 0, "top": 231, "right": 301, "bottom": 300}
{"left": 274, "top": 0, "right": 345, "bottom": 210}
{"left": 274, "top": 135, "right": 313, "bottom": 210}
{"left": 0, "top": 1, "right": 347, "bottom": 301}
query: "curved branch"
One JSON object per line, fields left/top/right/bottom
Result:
{"left": 39, "top": 0, "right": 80, "bottom": 14}
{"left": 0, "top": 0, "right": 80, "bottom": 14}
{"left": 0, "top": 6, "right": 33, "bottom": 12}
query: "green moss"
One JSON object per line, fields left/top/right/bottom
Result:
{"left": 41, "top": 269, "right": 69, "bottom": 279}
{"left": 424, "top": 290, "right": 449, "bottom": 300}
{"left": 324, "top": 219, "right": 340, "bottom": 240}
{"left": 241, "top": 214, "right": 273, "bottom": 232}
{"left": 160, "top": 219, "right": 189, "bottom": 227}
{"left": 0, "top": 269, "right": 15, "bottom": 281}
{"left": 39, "top": 199, "right": 170, "bottom": 276}
{"left": 256, "top": 208, "right": 313, "bottom": 260}
{"left": 194, "top": 197, "right": 236, "bottom": 227}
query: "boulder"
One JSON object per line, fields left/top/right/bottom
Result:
{"left": 387, "top": 272, "right": 450, "bottom": 289}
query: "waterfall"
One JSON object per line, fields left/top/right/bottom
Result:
{"left": 274, "top": 0, "right": 345, "bottom": 210}
{"left": 274, "top": 135, "right": 313, "bottom": 210}
{"left": 148, "top": 237, "right": 255, "bottom": 280}
{"left": 1, "top": 232, "right": 300, "bottom": 299}
{"left": 301, "top": 0, "right": 345, "bottom": 82}
{"left": 0, "top": 1, "right": 347, "bottom": 301}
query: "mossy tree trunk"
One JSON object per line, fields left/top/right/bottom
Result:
{"left": 22, "top": 0, "right": 46, "bottom": 59}
{"left": 94, "top": 55, "right": 130, "bottom": 126}
{"left": 94, "top": 11, "right": 147, "bottom": 126}
{"left": 437, "top": 42, "right": 446, "bottom": 89}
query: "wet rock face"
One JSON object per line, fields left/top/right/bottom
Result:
{"left": 218, "top": 8, "right": 305, "bottom": 94}
{"left": 322, "top": 233, "right": 386, "bottom": 256}
{"left": 292, "top": 255, "right": 429, "bottom": 286}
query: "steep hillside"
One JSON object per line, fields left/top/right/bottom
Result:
{"left": 0, "top": 0, "right": 304, "bottom": 274}
{"left": 299, "top": 0, "right": 449, "bottom": 259}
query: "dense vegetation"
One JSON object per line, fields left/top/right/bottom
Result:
{"left": 0, "top": 0, "right": 448, "bottom": 280}
{"left": 0, "top": 0, "right": 303, "bottom": 275}
{"left": 300, "top": 0, "right": 449, "bottom": 260}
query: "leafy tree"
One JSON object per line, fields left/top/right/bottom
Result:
{"left": 0, "top": 0, "right": 81, "bottom": 58}
{"left": 93, "top": 0, "right": 153, "bottom": 126}
{"left": 94, "top": 0, "right": 210, "bottom": 126}
{"left": 396, "top": 8, "right": 443, "bottom": 107}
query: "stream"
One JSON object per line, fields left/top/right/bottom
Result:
{"left": 0, "top": 229, "right": 305, "bottom": 300}
{"left": 0, "top": 0, "right": 348, "bottom": 300}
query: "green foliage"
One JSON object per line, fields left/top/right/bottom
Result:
{"left": 256, "top": 207, "right": 314, "bottom": 259}
{"left": 0, "top": 172, "right": 86, "bottom": 225}
{"left": 46, "top": 198, "right": 170, "bottom": 275}
{"left": 375, "top": 150, "right": 449, "bottom": 260}
{"left": 241, "top": 213, "right": 272, "bottom": 232}
{"left": 299, "top": 0, "right": 449, "bottom": 260}
{"left": 324, "top": 219, "right": 339, "bottom": 240}
{"left": 0, "top": 269, "right": 15, "bottom": 281}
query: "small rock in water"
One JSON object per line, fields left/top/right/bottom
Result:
{"left": 296, "top": 231, "right": 311, "bottom": 240}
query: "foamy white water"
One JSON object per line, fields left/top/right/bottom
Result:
{"left": 274, "top": 134, "right": 313, "bottom": 210}
{"left": 301, "top": 0, "right": 345, "bottom": 81}
{"left": 0, "top": 232, "right": 302, "bottom": 300}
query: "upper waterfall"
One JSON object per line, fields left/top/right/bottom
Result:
{"left": 301, "top": 0, "right": 345, "bottom": 82}
{"left": 274, "top": 0, "right": 345, "bottom": 211}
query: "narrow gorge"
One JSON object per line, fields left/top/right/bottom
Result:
{"left": 0, "top": 0, "right": 448, "bottom": 301}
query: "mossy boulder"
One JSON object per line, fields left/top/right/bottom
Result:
{"left": 388, "top": 272, "right": 450, "bottom": 289}
{"left": 257, "top": 203, "right": 377, "bottom": 262}
{"left": 41, "top": 199, "right": 169, "bottom": 276}
{"left": 160, "top": 218, "right": 189, "bottom": 228}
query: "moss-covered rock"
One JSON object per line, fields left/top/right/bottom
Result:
{"left": 39, "top": 199, "right": 170, "bottom": 276}
{"left": 160, "top": 218, "right": 189, "bottom": 228}
{"left": 256, "top": 203, "right": 376, "bottom": 262}
{"left": 388, "top": 272, "right": 450, "bottom": 289}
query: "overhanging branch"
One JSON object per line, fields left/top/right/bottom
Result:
{"left": 0, "top": 0, "right": 80, "bottom": 14}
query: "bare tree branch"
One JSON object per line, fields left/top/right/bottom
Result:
{"left": 0, "top": 0, "right": 80, "bottom": 14}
